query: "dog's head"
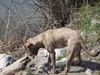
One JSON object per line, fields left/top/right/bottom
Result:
{"left": 23, "top": 38, "right": 39, "bottom": 58}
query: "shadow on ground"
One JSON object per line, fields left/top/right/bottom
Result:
{"left": 69, "top": 60, "right": 100, "bottom": 73}
{"left": 29, "top": 60, "right": 100, "bottom": 75}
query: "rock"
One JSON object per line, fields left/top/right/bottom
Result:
{"left": 29, "top": 48, "right": 67, "bottom": 74}
{"left": 38, "top": 48, "right": 49, "bottom": 57}
{"left": 39, "top": 47, "right": 67, "bottom": 60}
{"left": 56, "top": 58, "right": 66, "bottom": 73}
{"left": 85, "top": 68, "right": 94, "bottom": 75}
{"left": 0, "top": 54, "right": 16, "bottom": 68}
{"left": 55, "top": 47, "right": 66, "bottom": 59}
{"left": 22, "top": 71, "right": 33, "bottom": 75}
{"left": 29, "top": 48, "right": 49, "bottom": 73}
{"left": 33, "top": 48, "right": 49, "bottom": 66}
{"left": 30, "top": 47, "right": 93, "bottom": 74}
{"left": 16, "top": 70, "right": 34, "bottom": 75}
{"left": 56, "top": 58, "right": 66, "bottom": 67}
{"left": 70, "top": 66, "right": 85, "bottom": 72}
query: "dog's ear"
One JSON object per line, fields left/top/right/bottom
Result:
{"left": 23, "top": 43, "right": 34, "bottom": 50}
{"left": 27, "top": 43, "right": 34, "bottom": 49}
{"left": 25, "top": 43, "right": 35, "bottom": 56}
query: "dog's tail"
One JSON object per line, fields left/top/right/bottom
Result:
{"left": 80, "top": 37, "right": 100, "bottom": 57}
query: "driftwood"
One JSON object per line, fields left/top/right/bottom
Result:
{"left": 1, "top": 54, "right": 30, "bottom": 75}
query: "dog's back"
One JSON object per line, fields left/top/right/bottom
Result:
{"left": 42, "top": 28, "right": 81, "bottom": 48}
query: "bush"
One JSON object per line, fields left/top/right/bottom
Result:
{"left": 75, "top": 4, "right": 100, "bottom": 45}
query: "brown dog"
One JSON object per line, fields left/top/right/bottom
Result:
{"left": 24, "top": 28, "right": 100, "bottom": 74}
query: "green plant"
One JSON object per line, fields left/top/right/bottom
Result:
{"left": 79, "top": 5, "right": 100, "bottom": 32}
{"left": 74, "top": 4, "right": 100, "bottom": 45}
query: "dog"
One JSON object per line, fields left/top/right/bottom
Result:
{"left": 23, "top": 28, "right": 100, "bottom": 74}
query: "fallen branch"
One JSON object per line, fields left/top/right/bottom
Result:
{"left": 1, "top": 54, "right": 30, "bottom": 75}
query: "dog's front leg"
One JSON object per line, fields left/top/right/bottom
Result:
{"left": 50, "top": 52, "right": 56, "bottom": 74}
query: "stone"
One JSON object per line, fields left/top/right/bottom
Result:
{"left": 39, "top": 47, "right": 67, "bottom": 60}
{"left": 0, "top": 54, "right": 16, "bottom": 68}
{"left": 85, "top": 68, "right": 94, "bottom": 75}
{"left": 56, "top": 58, "right": 66, "bottom": 67}
{"left": 39, "top": 48, "right": 49, "bottom": 57}
{"left": 29, "top": 48, "right": 67, "bottom": 74}
{"left": 55, "top": 47, "right": 66, "bottom": 59}
{"left": 56, "top": 58, "right": 66, "bottom": 72}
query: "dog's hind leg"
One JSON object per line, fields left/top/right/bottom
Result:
{"left": 64, "top": 47, "right": 74, "bottom": 75}
{"left": 64, "top": 40, "right": 78, "bottom": 75}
